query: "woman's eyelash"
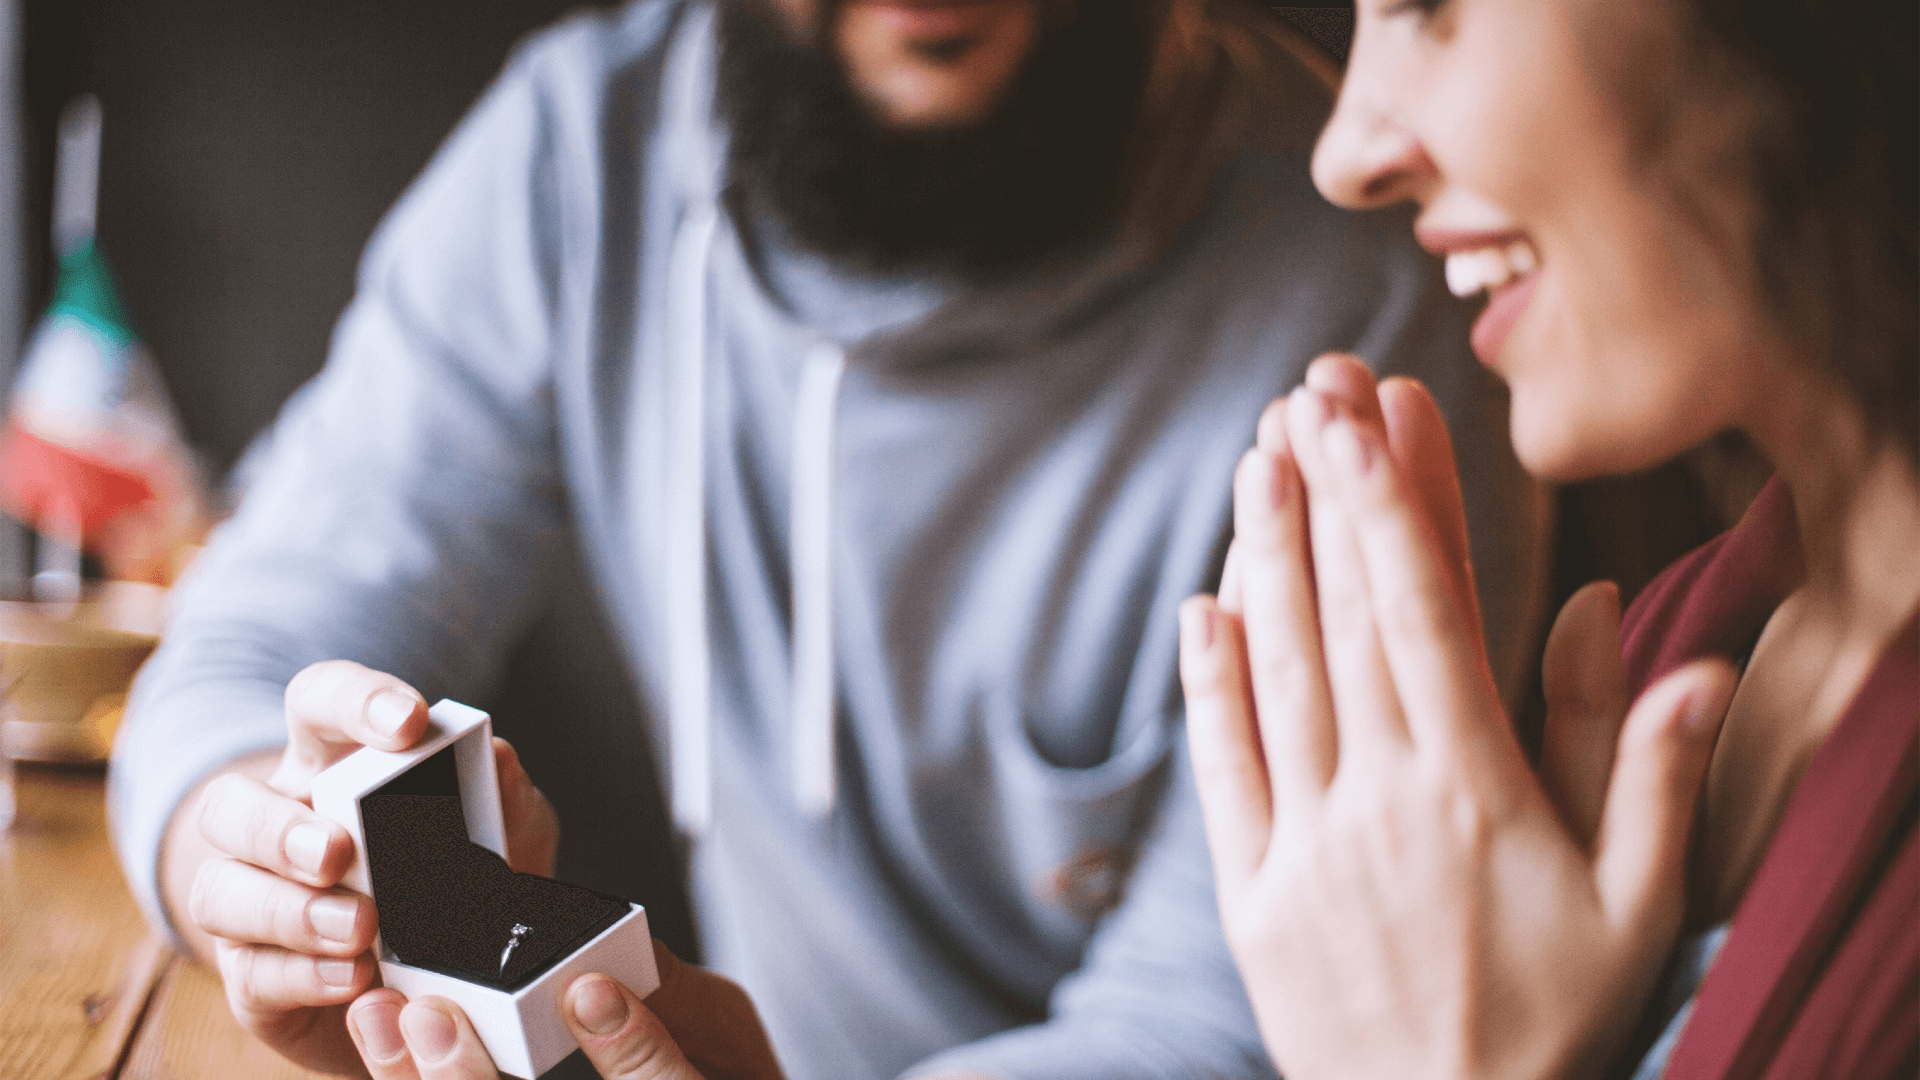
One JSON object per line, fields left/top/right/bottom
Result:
{"left": 1383, "top": 0, "right": 1447, "bottom": 17}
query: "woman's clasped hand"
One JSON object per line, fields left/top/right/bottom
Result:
{"left": 1179, "top": 355, "right": 1739, "bottom": 1080}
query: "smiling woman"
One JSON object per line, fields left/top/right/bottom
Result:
{"left": 1180, "top": 0, "right": 1916, "bottom": 1076}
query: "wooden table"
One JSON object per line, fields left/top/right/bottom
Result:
{"left": 0, "top": 763, "right": 338, "bottom": 1080}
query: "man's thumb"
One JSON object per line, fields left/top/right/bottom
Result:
{"left": 566, "top": 974, "right": 702, "bottom": 1080}
{"left": 1592, "top": 658, "right": 1738, "bottom": 931}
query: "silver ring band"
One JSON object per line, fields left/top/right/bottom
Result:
{"left": 499, "top": 923, "right": 532, "bottom": 976}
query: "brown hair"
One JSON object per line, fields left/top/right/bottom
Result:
{"left": 1691, "top": 0, "right": 1917, "bottom": 465}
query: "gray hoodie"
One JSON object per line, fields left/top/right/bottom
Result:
{"left": 111, "top": 3, "right": 1548, "bottom": 1078}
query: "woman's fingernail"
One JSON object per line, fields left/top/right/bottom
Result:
{"left": 308, "top": 894, "right": 359, "bottom": 945}
{"left": 1256, "top": 399, "right": 1288, "bottom": 451}
{"left": 1181, "top": 600, "right": 1217, "bottom": 651}
{"left": 355, "top": 1002, "right": 407, "bottom": 1062}
{"left": 1681, "top": 682, "right": 1726, "bottom": 737}
{"left": 284, "top": 822, "right": 328, "bottom": 876}
{"left": 367, "top": 689, "right": 415, "bottom": 738}
{"left": 1269, "top": 450, "right": 1295, "bottom": 506}
{"left": 1287, "top": 387, "right": 1335, "bottom": 442}
{"left": 1323, "top": 414, "right": 1374, "bottom": 474}
{"left": 1308, "top": 387, "right": 1336, "bottom": 424}
{"left": 317, "top": 958, "right": 357, "bottom": 987}
{"left": 402, "top": 1004, "right": 460, "bottom": 1064}
{"left": 570, "top": 976, "right": 629, "bottom": 1036}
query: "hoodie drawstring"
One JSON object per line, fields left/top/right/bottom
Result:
{"left": 664, "top": 213, "right": 847, "bottom": 832}
{"left": 666, "top": 203, "right": 719, "bottom": 835}
{"left": 790, "top": 342, "right": 845, "bottom": 817}
{"left": 662, "top": 3, "right": 844, "bottom": 835}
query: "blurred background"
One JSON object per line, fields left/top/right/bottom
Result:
{"left": 0, "top": 6, "right": 1777, "bottom": 1078}
{"left": 2, "top": 0, "right": 1761, "bottom": 959}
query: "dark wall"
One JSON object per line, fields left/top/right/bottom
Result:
{"left": 23, "top": 0, "right": 595, "bottom": 475}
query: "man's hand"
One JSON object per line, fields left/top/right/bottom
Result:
{"left": 169, "top": 660, "right": 560, "bottom": 1075}
{"left": 1180, "top": 355, "right": 1737, "bottom": 1080}
{"left": 343, "top": 940, "right": 785, "bottom": 1080}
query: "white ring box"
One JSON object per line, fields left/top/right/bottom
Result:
{"left": 312, "top": 700, "right": 659, "bottom": 1078}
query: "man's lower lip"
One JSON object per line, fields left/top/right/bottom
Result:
{"left": 852, "top": 1, "right": 1001, "bottom": 41}
{"left": 1470, "top": 272, "right": 1538, "bottom": 369}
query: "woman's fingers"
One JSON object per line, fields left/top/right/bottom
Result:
{"left": 1232, "top": 441, "right": 1340, "bottom": 816}
{"left": 348, "top": 990, "right": 423, "bottom": 1080}
{"left": 1299, "top": 386, "right": 1506, "bottom": 761}
{"left": 1540, "top": 582, "right": 1629, "bottom": 848}
{"left": 1302, "top": 353, "right": 1388, "bottom": 431}
{"left": 1218, "top": 541, "right": 1244, "bottom": 616}
{"left": 400, "top": 998, "right": 501, "bottom": 1079}
{"left": 1377, "top": 376, "right": 1478, "bottom": 627}
{"left": 1593, "top": 658, "right": 1738, "bottom": 935}
{"left": 1181, "top": 595, "right": 1271, "bottom": 893}
{"left": 1283, "top": 386, "right": 1412, "bottom": 761}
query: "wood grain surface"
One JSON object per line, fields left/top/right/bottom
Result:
{"left": 0, "top": 765, "right": 161, "bottom": 1079}
{"left": 0, "top": 765, "right": 334, "bottom": 1080}
{"left": 119, "top": 957, "right": 337, "bottom": 1080}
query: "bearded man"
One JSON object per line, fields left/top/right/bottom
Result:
{"left": 111, "top": 2, "right": 1545, "bottom": 1078}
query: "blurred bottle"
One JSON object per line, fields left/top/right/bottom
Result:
{"left": 0, "top": 96, "right": 206, "bottom": 594}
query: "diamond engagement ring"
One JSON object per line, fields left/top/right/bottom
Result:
{"left": 499, "top": 923, "right": 532, "bottom": 976}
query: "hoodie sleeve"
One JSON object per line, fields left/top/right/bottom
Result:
{"left": 106, "top": 21, "right": 594, "bottom": 947}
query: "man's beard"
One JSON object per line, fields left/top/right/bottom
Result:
{"left": 717, "top": 0, "right": 1153, "bottom": 282}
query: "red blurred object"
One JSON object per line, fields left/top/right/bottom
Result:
{"left": 0, "top": 426, "right": 154, "bottom": 540}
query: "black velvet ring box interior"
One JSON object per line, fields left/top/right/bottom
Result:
{"left": 361, "top": 743, "right": 628, "bottom": 990}
{"left": 312, "top": 699, "right": 658, "bottom": 1079}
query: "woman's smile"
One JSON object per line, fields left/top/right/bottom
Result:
{"left": 1416, "top": 228, "right": 1543, "bottom": 367}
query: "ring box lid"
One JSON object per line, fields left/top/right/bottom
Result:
{"left": 312, "top": 699, "right": 506, "bottom": 912}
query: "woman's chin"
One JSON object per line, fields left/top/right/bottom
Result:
{"left": 1509, "top": 406, "right": 1675, "bottom": 483}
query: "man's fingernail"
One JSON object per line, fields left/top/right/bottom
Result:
{"left": 284, "top": 822, "right": 329, "bottom": 876}
{"left": 367, "top": 689, "right": 415, "bottom": 739}
{"left": 402, "top": 1004, "right": 460, "bottom": 1064}
{"left": 317, "top": 958, "right": 357, "bottom": 987}
{"left": 356, "top": 1002, "right": 406, "bottom": 1062}
{"left": 308, "top": 894, "right": 359, "bottom": 945}
{"left": 570, "top": 976, "right": 629, "bottom": 1036}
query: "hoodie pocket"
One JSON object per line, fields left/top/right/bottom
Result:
{"left": 984, "top": 703, "right": 1173, "bottom": 930}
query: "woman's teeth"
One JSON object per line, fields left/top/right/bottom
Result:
{"left": 1443, "top": 239, "right": 1538, "bottom": 298}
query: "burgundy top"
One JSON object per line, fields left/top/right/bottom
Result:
{"left": 1619, "top": 478, "right": 1918, "bottom": 1080}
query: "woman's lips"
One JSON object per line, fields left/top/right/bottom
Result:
{"left": 1470, "top": 271, "right": 1538, "bottom": 369}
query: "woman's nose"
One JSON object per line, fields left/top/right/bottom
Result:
{"left": 1311, "top": 84, "right": 1436, "bottom": 211}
